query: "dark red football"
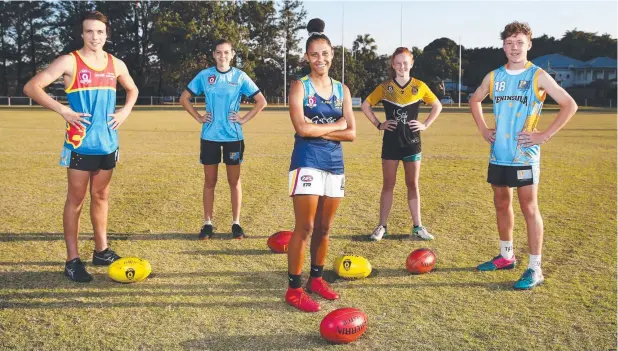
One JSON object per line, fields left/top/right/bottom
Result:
{"left": 406, "top": 248, "right": 436, "bottom": 274}
{"left": 320, "top": 308, "right": 368, "bottom": 344}
{"left": 267, "top": 231, "right": 293, "bottom": 253}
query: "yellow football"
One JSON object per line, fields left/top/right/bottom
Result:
{"left": 333, "top": 255, "right": 372, "bottom": 279}
{"left": 107, "top": 257, "right": 151, "bottom": 283}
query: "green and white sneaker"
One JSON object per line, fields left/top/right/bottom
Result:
{"left": 412, "top": 225, "right": 434, "bottom": 240}
{"left": 369, "top": 225, "right": 387, "bottom": 241}
{"left": 514, "top": 268, "right": 545, "bottom": 290}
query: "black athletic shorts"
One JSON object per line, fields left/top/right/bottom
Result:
{"left": 487, "top": 163, "right": 540, "bottom": 188}
{"left": 60, "top": 148, "right": 118, "bottom": 171}
{"left": 200, "top": 139, "right": 245, "bottom": 165}
{"left": 381, "top": 135, "right": 421, "bottom": 161}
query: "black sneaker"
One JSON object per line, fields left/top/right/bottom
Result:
{"left": 64, "top": 258, "right": 93, "bottom": 283}
{"left": 232, "top": 224, "right": 245, "bottom": 239}
{"left": 199, "top": 224, "right": 214, "bottom": 240}
{"left": 92, "top": 248, "right": 121, "bottom": 266}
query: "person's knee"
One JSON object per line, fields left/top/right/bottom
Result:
{"left": 204, "top": 176, "right": 218, "bottom": 189}
{"left": 494, "top": 193, "right": 512, "bottom": 212}
{"left": 90, "top": 187, "right": 109, "bottom": 202}
{"left": 405, "top": 179, "right": 419, "bottom": 193}
{"left": 520, "top": 201, "right": 540, "bottom": 219}
{"left": 314, "top": 222, "right": 331, "bottom": 238}
{"left": 382, "top": 178, "right": 396, "bottom": 191}
{"left": 228, "top": 177, "right": 241, "bottom": 189}
{"left": 66, "top": 190, "right": 87, "bottom": 208}
{"left": 296, "top": 222, "right": 314, "bottom": 240}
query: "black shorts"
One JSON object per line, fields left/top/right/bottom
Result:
{"left": 381, "top": 137, "right": 421, "bottom": 161}
{"left": 200, "top": 139, "right": 245, "bottom": 165}
{"left": 487, "top": 164, "right": 540, "bottom": 188}
{"left": 60, "top": 148, "right": 118, "bottom": 171}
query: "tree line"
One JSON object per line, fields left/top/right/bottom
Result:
{"left": 0, "top": 1, "right": 615, "bottom": 101}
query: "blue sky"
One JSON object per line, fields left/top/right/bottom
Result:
{"left": 299, "top": 1, "right": 618, "bottom": 55}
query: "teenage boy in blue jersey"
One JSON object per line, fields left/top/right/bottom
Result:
{"left": 180, "top": 39, "right": 267, "bottom": 240}
{"left": 469, "top": 22, "right": 577, "bottom": 290}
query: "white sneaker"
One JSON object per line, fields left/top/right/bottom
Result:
{"left": 369, "top": 225, "right": 387, "bottom": 241}
{"left": 412, "top": 226, "right": 434, "bottom": 240}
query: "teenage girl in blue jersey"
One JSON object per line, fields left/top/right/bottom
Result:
{"left": 285, "top": 19, "right": 356, "bottom": 312}
{"left": 180, "top": 39, "right": 267, "bottom": 240}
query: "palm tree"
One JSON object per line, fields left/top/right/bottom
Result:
{"left": 352, "top": 34, "right": 377, "bottom": 59}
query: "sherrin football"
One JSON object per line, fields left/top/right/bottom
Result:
{"left": 320, "top": 308, "right": 368, "bottom": 344}
{"left": 333, "top": 255, "right": 372, "bottom": 279}
{"left": 108, "top": 257, "right": 152, "bottom": 283}
{"left": 406, "top": 248, "right": 436, "bottom": 274}
{"left": 267, "top": 231, "right": 293, "bottom": 253}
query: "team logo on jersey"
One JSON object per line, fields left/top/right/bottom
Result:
{"left": 334, "top": 96, "right": 342, "bottom": 109}
{"left": 66, "top": 123, "right": 86, "bottom": 148}
{"left": 78, "top": 69, "right": 92, "bottom": 84}
{"left": 387, "top": 85, "right": 394, "bottom": 92}
{"left": 208, "top": 75, "right": 216, "bottom": 85}
{"left": 411, "top": 86, "right": 419, "bottom": 95}
{"left": 307, "top": 95, "right": 317, "bottom": 108}
{"left": 518, "top": 80, "right": 531, "bottom": 90}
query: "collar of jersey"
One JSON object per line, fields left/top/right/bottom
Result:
{"left": 216, "top": 67, "right": 233, "bottom": 74}
{"left": 392, "top": 77, "right": 412, "bottom": 90}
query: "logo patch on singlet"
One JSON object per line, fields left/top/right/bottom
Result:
{"left": 208, "top": 75, "right": 216, "bottom": 85}
{"left": 307, "top": 95, "right": 317, "bottom": 108}
{"left": 78, "top": 69, "right": 92, "bottom": 84}
{"left": 518, "top": 80, "right": 531, "bottom": 90}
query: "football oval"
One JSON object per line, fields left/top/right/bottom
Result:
{"left": 108, "top": 257, "right": 152, "bottom": 283}
{"left": 320, "top": 308, "right": 368, "bottom": 344}
{"left": 333, "top": 255, "right": 372, "bottom": 279}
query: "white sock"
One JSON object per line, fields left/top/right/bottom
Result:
{"left": 500, "top": 240, "right": 514, "bottom": 260}
{"left": 528, "top": 254, "right": 542, "bottom": 272}
{"left": 232, "top": 220, "right": 240, "bottom": 225}
{"left": 203, "top": 220, "right": 212, "bottom": 226}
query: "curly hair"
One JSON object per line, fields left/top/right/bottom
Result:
{"left": 500, "top": 21, "right": 532, "bottom": 41}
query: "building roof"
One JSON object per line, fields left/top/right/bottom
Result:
{"left": 532, "top": 54, "right": 617, "bottom": 70}
{"left": 532, "top": 54, "right": 583, "bottom": 69}
{"left": 583, "top": 57, "right": 617, "bottom": 68}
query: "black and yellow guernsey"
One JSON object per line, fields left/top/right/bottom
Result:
{"left": 365, "top": 78, "right": 438, "bottom": 153}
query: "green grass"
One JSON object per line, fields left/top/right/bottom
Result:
{"left": 0, "top": 107, "right": 615, "bottom": 350}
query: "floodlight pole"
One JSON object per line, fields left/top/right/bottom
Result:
{"left": 400, "top": 4, "right": 403, "bottom": 46}
{"left": 342, "top": 4, "right": 345, "bottom": 85}
{"left": 458, "top": 36, "right": 462, "bottom": 108}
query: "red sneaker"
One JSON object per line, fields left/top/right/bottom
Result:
{"left": 285, "top": 287, "right": 321, "bottom": 312}
{"left": 306, "top": 277, "right": 340, "bottom": 300}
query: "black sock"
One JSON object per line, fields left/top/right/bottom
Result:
{"left": 288, "top": 273, "right": 302, "bottom": 289}
{"left": 310, "top": 264, "right": 324, "bottom": 278}
{"left": 413, "top": 225, "right": 420, "bottom": 229}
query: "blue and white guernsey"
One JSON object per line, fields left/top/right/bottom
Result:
{"left": 489, "top": 61, "right": 546, "bottom": 166}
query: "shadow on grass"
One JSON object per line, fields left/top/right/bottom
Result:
{"left": 345, "top": 233, "right": 429, "bottom": 242}
{"left": 181, "top": 333, "right": 323, "bottom": 350}
{"left": 181, "top": 249, "right": 273, "bottom": 256}
{"left": 0, "top": 233, "right": 270, "bottom": 242}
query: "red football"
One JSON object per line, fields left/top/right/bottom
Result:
{"left": 406, "top": 248, "right": 436, "bottom": 274}
{"left": 267, "top": 231, "right": 293, "bottom": 253}
{"left": 320, "top": 308, "right": 368, "bottom": 344}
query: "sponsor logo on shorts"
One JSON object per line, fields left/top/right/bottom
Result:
{"left": 229, "top": 152, "right": 240, "bottom": 161}
{"left": 303, "top": 183, "right": 311, "bottom": 187}
{"left": 517, "top": 169, "right": 533, "bottom": 181}
{"left": 301, "top": 175, "right": 313, "bottom": 182}
{"left": 340, "top": 177, "right": 345, "bottom": 190}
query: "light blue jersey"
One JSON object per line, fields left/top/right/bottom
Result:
{"left": 489, "top": 62, "right": 546, "bottom": 166}
{"left": 187, "top": 67, "right": 260, "bottom": 142}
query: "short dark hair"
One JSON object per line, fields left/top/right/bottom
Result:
{"left": 305, "top": 18, "right": 331, "bottom": 52}
{"left": 214, "top": 39, "right": 234, "bottom": 52}
{"left": 81, "top": 11, "right": 110, "bottom": 36}
{"left": 501, "top": 21, "right": 532, "bottom": 41}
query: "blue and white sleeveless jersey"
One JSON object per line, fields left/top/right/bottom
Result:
{"left": 489, "top": 62, "right": 546, "bottom": 166}
{"left": 289, "top": 75, "right": 345, "bottom": 174}
{"left": 187, "top": 67, "right": 260, "bottom": 142}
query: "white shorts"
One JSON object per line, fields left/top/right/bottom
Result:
{"left": 288, "top": 168, "right": 345, "bottom": 198}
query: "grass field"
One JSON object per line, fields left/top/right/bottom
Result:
{"left": 0, "top": 107, "right": 615, "bottom": 350}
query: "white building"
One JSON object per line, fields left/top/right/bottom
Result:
{"left": 532, "top": 54, "right": 617, "bottom": 88}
